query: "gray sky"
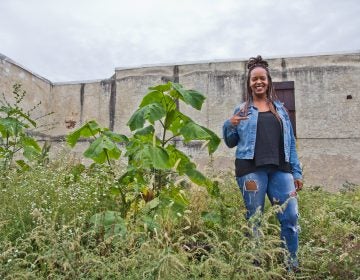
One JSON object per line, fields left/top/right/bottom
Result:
{"left": 1, "top": 0, "right": 359, "bottom": 82}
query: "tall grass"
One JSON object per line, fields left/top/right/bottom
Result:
{"left": 0, "top": 159, "right": 359, "bottom": 279}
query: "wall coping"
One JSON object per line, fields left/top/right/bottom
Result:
{"left": 0, "top": 53, "right": 52, "bottom": 85}
{"left": 115, "top": 50, "right": 360, "bottom": 71}
{"left": 2, "top": 50, "right": 359, "bottom": 84}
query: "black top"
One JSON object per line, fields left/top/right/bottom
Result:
{"left": 235, "top": 111, "right": 291, "bottom": 177}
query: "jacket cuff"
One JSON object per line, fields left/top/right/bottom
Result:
{"left": 224, "top": 119, "right": 236, "bottom": 130}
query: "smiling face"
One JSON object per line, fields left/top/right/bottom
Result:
{"left": 249, "top": 67, "right": 269, "bottom": 99}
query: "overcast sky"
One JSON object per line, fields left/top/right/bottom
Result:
{"left": 1, "top": 0, "right": 359, "bottom": 82}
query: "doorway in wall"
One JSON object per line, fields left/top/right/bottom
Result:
{"left": 274, "top": 81, "right": 296, "bottom": 137}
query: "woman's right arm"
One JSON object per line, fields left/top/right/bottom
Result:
{"left": 223, "top": 106, "right": 249, "bottom": 148}
{"left": 223, "top": 119, "right": 239, "bottom": 148}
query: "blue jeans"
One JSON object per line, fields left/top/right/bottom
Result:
{"left": 236, "top": 166, "right": 299, "bottom": 260}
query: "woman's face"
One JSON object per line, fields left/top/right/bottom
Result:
{"left": 249, "top": 67, "right": 268, "bottom": 98}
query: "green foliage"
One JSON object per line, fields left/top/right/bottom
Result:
{"left": 125, "top": 82, "right": 220, "bottom": 195}
{"left": 0, "top": 83, "right": 357, "bottom": 279}
{"left": 89, "top": 211, "right": 127, "bottom": 239}
{"left": 0, "top": 84, "right": 48, "bottom": 169}
{"left": 1, "top": 83, "right": 357, "bottom": 279}
{"left": 1, "top": 165, "right": 358, "bottom": 279}
{"left": 66, "top": 82, "right": 221, "bottom": 220}
{"left": 297, "top": 186, "right": 360, "bottom": 279}
{"left": 127, "top": 82, "right": 219, "bottom": 154}
{"left": 67, "top": 120, "right": 129, "bottom": 164}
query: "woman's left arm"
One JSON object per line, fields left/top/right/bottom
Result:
{"left": 288, "top": 122, "right": 303, "bottom": 191}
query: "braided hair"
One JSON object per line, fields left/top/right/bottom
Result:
{"left": 242, "top": 55, "right": 281, "bottom": 122}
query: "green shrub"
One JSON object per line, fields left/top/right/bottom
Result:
{"left": 2, "top": 163, "right": 358, "bottom": 279}
{"left": 0, "top": 84, "right": 51, "bottom": 170}
{"left": 0, "top": 83, "right": 358, "bottom": 279}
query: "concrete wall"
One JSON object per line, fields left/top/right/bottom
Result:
{"left": 0, "top": 52, "right": 359, "bottom": 190}
{"left": 0, "top": 54, "right": 52, "bottom": 132}
{"left": 112, "top": 53, "right": 360, "bottom": 190}
{"left": 50, "top": 79, "right": 114, "bottom": 137}
{"left": 268, "top": 54, "right": 360, "bottom": 190}
{"left": 114, "top": 66, "right": 174, "bottom": 134}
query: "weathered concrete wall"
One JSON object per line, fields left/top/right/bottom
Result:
{"left": 298, "top": 139, "right": 360, "bottom": 191}
{"left": 0, "top": 52, "right": 359, "bottom": 190}
{"left": 0, "top": 54, "right": 52, "bottom": 131}
{"left": 113, "top": 53, "right": 360, "bottom": 189}
{"left": 50, "top": 79, "right": 114, "bottom": 137}
{"left": 269, "top": 54, "right": 360, "bottom": 139}
{"left": 114, "top": 66, "right": 174, "bottom": 135}
{"left": 267, "top": 54, "right": 360, "bottom": 189}
{"left": 0, "top": 54, "right": 116, "bottom": 139}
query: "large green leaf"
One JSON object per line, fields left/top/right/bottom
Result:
{"left": 15, "top": 159, "right": 31, "bottom": 171}
{"left": 172, "top": 83, "right": 205, "bottom": 110}
{"left": 148, "top": 82, "right": 172, "bottom": 92}
{"left": 179, "top": 122, "right": 220, "bottom": 154}
{"left": 141, "top": 103, "right": 166, "bottom": 123}
{"left": 199, "top": 126, "right": 221, "bottom": 154}
{"left": 134, "top": 125, "right": 154, "bottom": 137}
{"left": 181, "top": 89, "right": 206, "bottom": 110}
{"left": 66, "top": 120, "right": 102, "bottom": 147}
{"left": 159, "top": 186, "right": 189, "bottom": 216}
{"left": 0, "top": 117, "right": 26, "bottom": 137}
{"left": 184, "top": 165, "right": 219, "bottom": 196}
{"left": 165, "top": 145, "right": 193, "bottom": 174}
{"left": 102, "top": 130, "right": 129, "bottom": 143}
{"left": 201, "top": 211, "right": 222, "bottom": 227}
{"left": 166, "top": 110, "right": 190, "bottom": 134}
{"left": 162, "top": 94, "right": 177, "bottom": 111}
{"left": 21, "top": 133, "right": 42, "bottom": 161}
{"left": 135, "top": 144, "right": 170, "bottom": 169}
{"left": 89, "top": 211, "right": 126, "bottom": 239}
{"left": 83, "top": 135, "right": 121, "bottom": 163}
{"left": 117, "top": 169, "right": 146, "bottom": 186}
{"left": 139, "top": 90, "right": 164, "bottom": 107}
{"left": 142, "top": 197, "right": 160, "bottom": 213}
{"left": 184, "top": 166, "right": 208, "bottom": 186}
{"left": 23, "top": 145, "right": 41, "bottom": 161}
{"left": 21, "top": 135, "right": 41, "bottom": 151}
{"left": 180, "top": 121, "right": 211, "bottom": 142}
{"left": 126, "top": 127, "right": 155, "bottom": 161}
{"left": 127, "top": 103, "right": 166, "bottom": 131}
{"left": 142, "top": 215, "right": 160, "bottom": 233}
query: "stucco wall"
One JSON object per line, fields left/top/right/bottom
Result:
{"left": 50, "top": 80, "right": 113, "bottom": 137}
{"left": 0, "top": 54, "right": 52, "bottom": 132}
{"left": 114, "top": 66, "right": 174, "bottom": 134}
{"left": 111, "top": 53, "right": 360, "bottom": 189}
{"left": 0, "top": 52, "right": 359, "bottom": 190}
{"left": 267, "top": 54, "right": 360, "bottom": 189}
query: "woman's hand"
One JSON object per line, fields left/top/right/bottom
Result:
{"left": 294, "top": 179, "right": 303, "bottom": 192}
{"left": 230, "top": 111, "right": 248, "bottom": 126}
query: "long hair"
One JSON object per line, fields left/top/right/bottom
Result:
{"left": 242, "top": 55, "right": 281, "bottom": 122}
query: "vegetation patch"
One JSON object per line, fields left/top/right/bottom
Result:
{"left": 0, "top": 83, "right": 358, "bottom": 279}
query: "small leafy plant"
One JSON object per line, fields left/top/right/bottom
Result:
{"left": 67, "top": 82, "right": 221, "bottom": 221}
{"left": 124, "top": 82, "right": 220, "bottom": 194}
{"left": 0, "top": 84, "right": 48, "bottom": 169}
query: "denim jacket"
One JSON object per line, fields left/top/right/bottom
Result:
{"left": 223, "top": 100, "right": 302, "bottom": 180}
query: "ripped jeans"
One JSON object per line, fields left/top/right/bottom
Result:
{"left": 236, "top": 166, "right": 299, "bottom": 260}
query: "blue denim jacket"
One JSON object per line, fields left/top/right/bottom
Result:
{"left": 223, "top": 100, "right": 302, "bottom": 180}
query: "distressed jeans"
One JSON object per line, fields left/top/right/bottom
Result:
{"left": 236, "top": 167, "right": 299, "bottom": 261}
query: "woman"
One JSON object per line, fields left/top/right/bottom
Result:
{"left": 223, "top": 55, "right": 303, "bottom": 270}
